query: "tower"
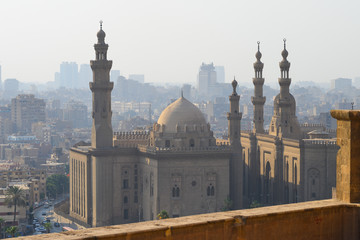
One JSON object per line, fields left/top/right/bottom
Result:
{"left": 251, "top": 42, "right": 266, "bottom": 134}
{"left": 227, "top": 78, "right": 243, "bottom": 209}
{"left": 269, "top": 39, "right": 301, "bottom": 139}
{"left": 90, "top": 21, "right": 114, "bottom": 149}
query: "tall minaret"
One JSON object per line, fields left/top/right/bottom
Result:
{"left": 269, "top": 39, "right": 301, "bottom": 139}
{"left": 90, "top": 21, "right": 114, "bottom": 149}
{"left": 227, "top": 78, "right": 243, "bottom": 209}
{"left": 251, "top": 42, "right": 266, "bottom": 134}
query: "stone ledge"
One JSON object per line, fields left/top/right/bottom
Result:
{"left": 330, "top": 110, "right": 360, "bottom": 121}
{"left": 15, "top": 199, "right": 359, "bottom": 240}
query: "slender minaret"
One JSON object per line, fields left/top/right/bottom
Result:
{"left": 251, "top": 42, "right": 266, "bottom": 134}
{"left": 269, "top": 39, "right": 301, "bottom": 139}
{"left": 227, "top": 78, "right": 243, "bottom": 209}
{"left": 90, "top": 21, "right": 114, "bottom": 149}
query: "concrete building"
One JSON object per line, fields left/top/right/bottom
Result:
{"left": 11, "top": 94, "right": 46, "bottom": 133}
{"left": 63, "top": 100, "right": 88, "bottom": 128}
{"left": 214, "top": 66, "right": 225, "bottom": 83}
{"left": 331, "top": 77, "right": 352, "bottom": 90}
{"left": 0, "top": 65, "right": 2, "bottom": 90}
{"left": 78, "top": 64, "right": 92, "bottom": 89}
{"left": 58, "top": 62, "right": 79, "bottom": 89}
{"left": 3, "top": 78, "right": 19, "bottom": 99}
{"left": 70, "top": 29, "right": 337, "bottom": 228}
{"left": 110, "top": 70, "right": 120, "bottom": 85}
{"left": 128, "top": 74, "right": 144, "bottom": 83}
{"left": 197, "top": 63, "right": 217, "bottom": 98}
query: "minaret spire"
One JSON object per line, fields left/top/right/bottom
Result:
{"left": 90, "top": 23, "right": 114, "bottom": 148}
{"left": 252, "top": 41, "right": 266, "bottom": 134}
{"left": 269, "top": 39, "right": 301, "bottom": 139}
{"left": 227, "top": 77, "right": 243, "bottom": 209}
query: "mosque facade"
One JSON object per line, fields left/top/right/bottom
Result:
{"left": 69, "top": 27, "right": 337, "bottom": 227}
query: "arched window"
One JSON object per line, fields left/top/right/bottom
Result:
{"left": 207, "top": 184, "right": 215, "bottom": 196}
{"left": 189, "top": 139, "right": 195, "bottom": 147}
{"left": 176, "top": 187, "right": 180, "bottom": 197}
{"left": 172, "top": 185, "right": 180, "bottom": 198}
{"left": 124, "top": 196, "right": 128, "bottom": 204}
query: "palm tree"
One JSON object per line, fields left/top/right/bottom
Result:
{"left": 43, "top": 222, "right": 52, "bottom": 233}
{"left": 5, "top": 186, "right": 26, "bottom": 225}
{"left": 5, "top": 226, "right": 17, "bottom": 238}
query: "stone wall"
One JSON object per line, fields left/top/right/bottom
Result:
{"left": 16, "top": 199, "right": 359, "bottom": 240}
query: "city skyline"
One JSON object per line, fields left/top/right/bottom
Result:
{"left": 0, "top": 0, "right": 359, "bottom": 86}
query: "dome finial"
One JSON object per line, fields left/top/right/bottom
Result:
{"left": 255, "top": 41, "right": 262, "bottom": 61}
{"left": 281, "top": 38, "right": 288, "bottom": 60}
{"left": 232, "top": 77, "right": 238, "bottom": 95}
{"left": 100, "top": 20, "right": 103, "bottom": 30}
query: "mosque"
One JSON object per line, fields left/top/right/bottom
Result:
{"left": 69, "top": 25, "right": 337, "bottom": 227}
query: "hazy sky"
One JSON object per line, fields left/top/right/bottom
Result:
{"left": 0, "top": 0, "right": 359, "bottom": 87}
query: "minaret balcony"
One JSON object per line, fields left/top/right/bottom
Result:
{"left": 251, "top": 96, "right": 266, "bottom": 105}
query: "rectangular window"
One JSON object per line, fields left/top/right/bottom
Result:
{"left": 123, "top": 179, "right": 129, "bottom": 189}
{"left": 124, "top": 209, "right": 129, "bottom": 220}
{"left": 134, "top": 192, "right": 138, "bottom": 203}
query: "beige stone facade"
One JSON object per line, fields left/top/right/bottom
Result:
{"left": 239, "top": 42, "right": 337, "bottom": 207}
{"left": 70, "top": 29, "right": 337, "bottom": 227}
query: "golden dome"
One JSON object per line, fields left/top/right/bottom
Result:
{"left": 157, "top": 96, "right": 207, "bottom": 133}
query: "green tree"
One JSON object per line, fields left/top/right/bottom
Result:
{"left": 46, "top": 174, "right": 69, "bottom": 199}
{"left": 43, "top": 222, "right": 52, "bottom": 233}
{"left": 5, "top": 226, "right": 18, "bottom": 238}
{"left": 0, "top": 217, "right": 4, "bottom": 239}
{"left": 5, "top": 186, "right": 26, "bottom": 225}
{"left": 221, "top": 196, "right": 233, "bottom": 211}
{"left": 157, "top": 210, "right": 169, "bottom": 220}
{"left": 250, "top": 200, "right": 263, "bottom": 209}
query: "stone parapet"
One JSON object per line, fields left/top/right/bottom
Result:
{"left": 16, "top": 199, "right": 360, "bottom": 240}
{"left": 331, "top": 110, "right": 360, "bottom": 203}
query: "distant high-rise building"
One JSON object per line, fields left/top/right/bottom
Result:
{"left": 59, "top": 62, "right": 78, "bottom": 88}
{"left": 3, "top": 78, "right": 19, "bottom": 99}
{"left": 128, "top": 74, "right": 144, "bottom": 83}
{"left": 11, "top": 94, "right": 46, "bottom": 132}
{"left": 214, "top": 66, "right": 225, "bottom": 83}
{"left": 0, "top": 65, "right": 2, "bottom": 90}
{"left": 181, "top": 84, "right": 192, "bottom": 100}
{"left": 63, "top": 100, "right": 88, "bottom": 128}
{"left": 197, "top": 63, "right": 217, "bottom": 98}
{"left": 111, "top": 70, "right": 120, "bottom": 84}
{"left": 79, "top": 64, "right": 92, "bottom": 89}
{"left": 331, "top": 78, "right": 352, "bottom": 90}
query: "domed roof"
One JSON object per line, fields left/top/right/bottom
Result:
{"left": 157, "top": 96, "right": 207, "bottom": 133}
